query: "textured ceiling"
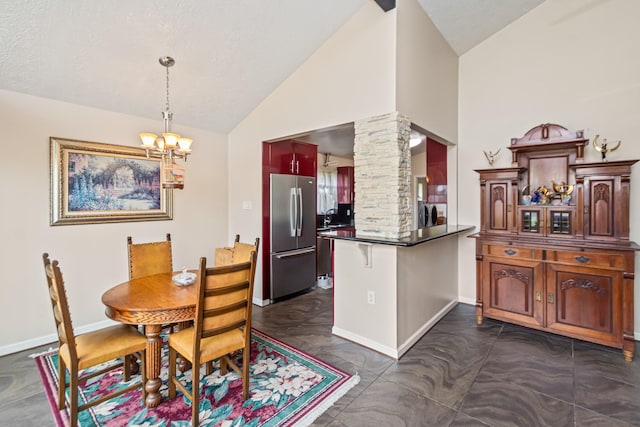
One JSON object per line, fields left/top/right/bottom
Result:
{"left": 0, "top": 0, "right": 543, "bottom": 142}
{"left": 418, "top": 0, "right": 544, "bottom": 55}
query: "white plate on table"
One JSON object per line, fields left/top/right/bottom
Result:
{"left": 173, "top": 272, "right": 197, "bottom": 286}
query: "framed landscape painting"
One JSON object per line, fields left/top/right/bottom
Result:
{"left": 50, "top": 137, "right": 173, "bottom": 226}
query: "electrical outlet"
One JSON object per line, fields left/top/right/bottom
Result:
{"left": 367, "top": 290, "right": 375, "bottom": 305}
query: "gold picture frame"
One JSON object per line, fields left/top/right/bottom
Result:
{"left": 50, "top": 137, "right": 173, "bottom": 226}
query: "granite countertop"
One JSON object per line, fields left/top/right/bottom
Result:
{"left": 316, "top": 224, "right": 354, "bottom": 232}
{"left": 318, "top": 224, "right": 475, "bottom": 247}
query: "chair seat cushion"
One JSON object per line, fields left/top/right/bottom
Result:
{"left": 169, "top": 327, "right": 245, "bottom": 365}
{"left": 59, "top": 324, "right": 146, "bottom": 370}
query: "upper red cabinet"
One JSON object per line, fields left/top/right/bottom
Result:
{"left": 267, "top": 140, "right": 317, "bottom": 176}
{"left": 337, "top": 166, "right": 354, "bottom": 204}
{"left": 426, "top": 138, "right": 447, "bottom": 203}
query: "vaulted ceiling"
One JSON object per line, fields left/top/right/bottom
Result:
{"left": 0, "top": 0, "right": 543, "bottom": 137}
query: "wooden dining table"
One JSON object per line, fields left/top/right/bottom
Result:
{"left": 102, "top": 271, "right": 197, "bottom": 408}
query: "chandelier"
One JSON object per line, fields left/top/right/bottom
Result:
{"left": 139, "top": 56, "right": 192, "bottom": 189}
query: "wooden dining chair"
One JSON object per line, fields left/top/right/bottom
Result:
{"left": 42, "top": 253, "right": 147, "bottom": 427}
{"left": 127, "top": 233, "right": 173, "bottom": 280}
{"left": 168, "top": 251, "right": 257, "bottom": 427}
{"left": 214, "top": 234, "right": 260, "bottom": 266}
{"left": 127, "top": 233, "right": 177, "bottom": 333}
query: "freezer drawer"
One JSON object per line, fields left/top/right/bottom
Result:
{"left": 270, "top": 247, "right": 316, "bottom": 301}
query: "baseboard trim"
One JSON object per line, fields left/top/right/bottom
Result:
{"left": 253, "top": 297, "right": 270, "bottom": 307}
{"left": 331, "top": 326, "right": 399, "bottom": 359}
{"left": 457, "top": 296, "right": 476, "bottom": 306}
{"left": 396, "top": 299, "right": 459, "bottom": 358}
{"left": 0, "top": 319, "right": 118, "bottom": 356}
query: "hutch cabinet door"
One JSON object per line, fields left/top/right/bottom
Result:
{"left": 545, "top": 264, "right": 621, "bottom": 346}
{"left": 517, "top": 207, "right": 576, "bottom": 238}
{"left": 518, "top": 206, "right": 544, "bottom": 236}
{"left": 482, "top": 257, "right": 544, "bottom": 327}
{"left": 584, "top": 177, "right": 616, "bottom": 240}
{"left": 486, "top": 181, "right": 513, "bottom": 234}
{"left": 547, "top": 207, "right": 576, "bottom": 237}
{"left": 475, "top": 168, "right": 521, "bottom": 236}
{"left": 573, "top": 160, "right": 637, "bottom": 243}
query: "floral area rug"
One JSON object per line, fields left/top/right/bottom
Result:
{"left": 33, "top": 329, "right": 359, "bottom": 426}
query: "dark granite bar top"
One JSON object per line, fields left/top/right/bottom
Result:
{"left": 318, "top": 224, "right": 475, "bottom": 247}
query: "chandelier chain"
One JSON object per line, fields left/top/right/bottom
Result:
{"left": 165, "top": 64, "right": 171, "bottom": 114}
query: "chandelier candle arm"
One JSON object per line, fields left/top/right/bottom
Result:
{"left": 138, "top": 56, "right": 193, "bottom": 189}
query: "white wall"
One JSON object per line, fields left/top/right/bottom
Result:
{"left": 396, "top": 0, "right": 458, "bottom": 144}
{"left": 458, "top": 0, "right": 640, "bottom": 332}
{"left": 0, "top": 90, "right": 228, "bottom": 353}
{"left": 333, "top": 240, "right": 398, "bottom": 354}
{"left": 227, "top": 2, "right": 397, "bottom": 302}
{"left": 396, "top": 0, "right": 460, "bottom": 236}
{"left": 397, "top": 234, "right": 459, "bottom": 348}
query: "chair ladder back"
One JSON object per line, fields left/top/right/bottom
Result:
{"left": 214, "top": 235, "right": 260, "bottom": 267}
{"left": 127, "top": 233, "right": 173, "bottom": 279}
{"left": 193, "top": 256, "right": 255, "bottom": 351}
{"left": 231, "top": 236, "right": 260, "bottom": 265}
{"left": 201, "top": 284, "right": 250, "bottom": 338}
{"left": 42, "top": 253, "right": 77, "bottom": 360}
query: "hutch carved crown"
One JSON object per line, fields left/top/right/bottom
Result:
{"left": 472, "top": 123, "right": 638, "bottom": 361}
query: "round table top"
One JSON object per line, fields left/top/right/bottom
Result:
{"left": 102, "top": 271, "right": 198, "bottom": 325}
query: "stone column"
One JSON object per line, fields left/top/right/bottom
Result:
{"left": 354, "top": 112, "right": 412, "bottom": 239}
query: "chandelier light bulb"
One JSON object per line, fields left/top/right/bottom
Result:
{"left": 162, "top": 133, "right": 180, "bottom": 148}
{"left": 178, "top": 137, "right": 193, "bottom": 152}
{"left": 139, "top": 133, "right": 157, "bottom": 147}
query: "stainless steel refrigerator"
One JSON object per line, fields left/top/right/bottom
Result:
{"left": 270, "top": 173, "right": 316, "bottom": 302}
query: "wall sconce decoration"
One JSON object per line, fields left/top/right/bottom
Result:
{"left": 592, "top": 134, "right": 621, "bottom": 162}
{"left": 139, "top": 56, "right": 192, "bottom": 189}
{"left": 483, "top": 148, "right": 501, "bottom": 166}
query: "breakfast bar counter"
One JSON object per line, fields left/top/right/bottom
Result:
{"left": 320, "top": 225, "right": 474, "bottom": 359}
{"left": 318, "top": 224, "right": 474, "bottom": 246}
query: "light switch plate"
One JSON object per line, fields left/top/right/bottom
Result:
{"left": 242, "top": 200, "right": 252, "bottom": 210}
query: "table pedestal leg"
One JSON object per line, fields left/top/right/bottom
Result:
{"left": 144, "top": 324, "right": 163, "bottom": 408}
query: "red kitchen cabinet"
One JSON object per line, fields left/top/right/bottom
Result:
{"left": 337, "top": 166, "right": 354, "bottom": 204}
{"left": 267, "top": 140, "right": 317, "bottom": 176}
{"left": 426, "top": 138, "right": 447, "bottom": 203}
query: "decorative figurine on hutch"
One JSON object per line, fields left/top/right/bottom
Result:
{"left": 483, "top": 148, "right": 501, "bottom": 166}
{"left": 531, "top": 185, "right": 552, "bottom": 205}
{"left": 592, "top": 134, "right": 621, "bottom": 162}
{"left": 521, "top": 185, "right": 532, "bottom": 205}
{"left": 552, "top": 181, "right": 574, "bottom": 205}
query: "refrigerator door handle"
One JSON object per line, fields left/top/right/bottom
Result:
{"left": 296, "top": 187, "right": 303, "bottom": 237}
{"left": 275, "top": 247, "right": 316, "bottom": 258}
{"left": 289, "top": 187, "right": 297, "bottom": 237}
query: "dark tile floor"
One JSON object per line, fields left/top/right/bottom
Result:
{"left": 2, "top": 287, "right": 639, "bottom": 426}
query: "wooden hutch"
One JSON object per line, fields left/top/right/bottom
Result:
{"left": 472, "top": 123, "right": 638, "bottom": 361}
